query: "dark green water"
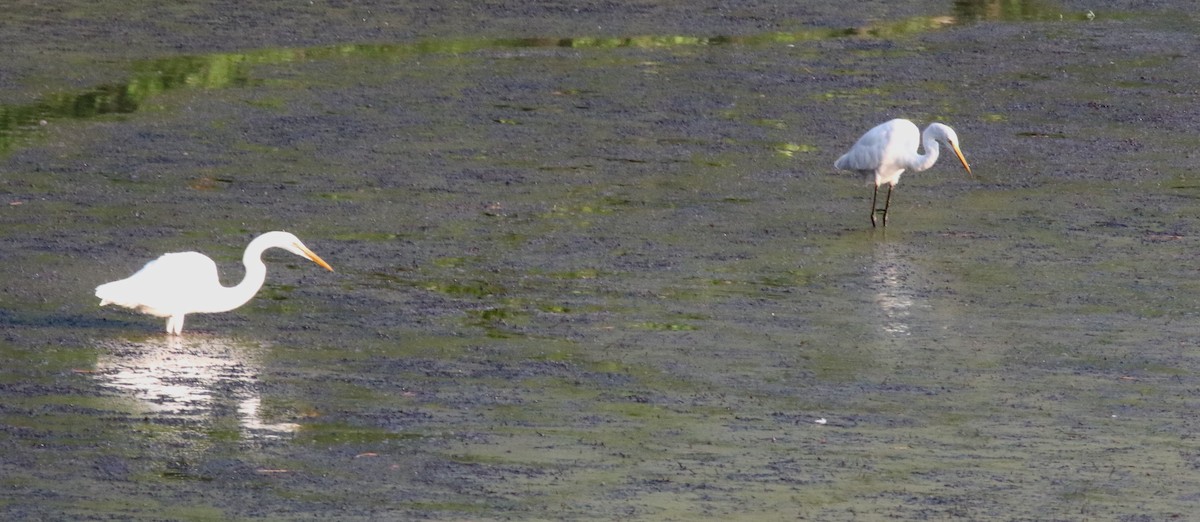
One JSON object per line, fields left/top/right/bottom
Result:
{"left": 4, "top": 1, "right": 1200, "bottom": 519}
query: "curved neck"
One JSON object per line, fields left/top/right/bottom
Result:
{"left": 908, "top": 130, "right": 941, "bottom": 172}
{"left": 196, "top": 240, "right": 272, "bottom": 314}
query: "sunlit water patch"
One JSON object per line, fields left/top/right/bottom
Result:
{"left": 93, "top": 336, "right": 300, "bottom": 439}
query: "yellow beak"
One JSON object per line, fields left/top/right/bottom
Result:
{"left": 951, "top": 142, "right": 972, "bottom": 176}
{"left": 297, "top": 244, "right": 334, "bottom": 271}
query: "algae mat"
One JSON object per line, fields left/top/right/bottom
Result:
{"left": 4, "top": 1, "right": 1200, "bottom": 519}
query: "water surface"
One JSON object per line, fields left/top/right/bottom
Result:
{"left": 3, "top": 0, "right": 1200, "bottom": 519}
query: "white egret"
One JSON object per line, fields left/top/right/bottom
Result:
{"left": 834, "top": 119, "right": 972, "bottom": 227}
{"left": 96, "top": 231, "right": 333, "bottom": 335}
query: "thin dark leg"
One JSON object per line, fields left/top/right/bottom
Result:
{"left": 869, "top": 185, "right": 879, "bottom": 227}
{"left": 881, "top": 184, "right": 894, "bottom": 227}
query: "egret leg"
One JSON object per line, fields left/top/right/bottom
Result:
{"left": 881, "top": 184, "right": 894, "bottom": 227}
{"left": 167, "top": 315, "right": 185, "bottom": 335}
{"left": 870, "top": 184, "right": 880, "bottom": 227}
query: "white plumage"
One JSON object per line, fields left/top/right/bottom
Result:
{"left": 834, "top": 118, "right": 972, "bottom": 227}
{"left": 96, "top": 231, "right": 333, "bottom": 334}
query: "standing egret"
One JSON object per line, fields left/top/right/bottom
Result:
{"left": 96, "top": 231, "right": 333, "bottom": 334}
{"left": 834, "top": 119, "right": 972, "bottom": 227}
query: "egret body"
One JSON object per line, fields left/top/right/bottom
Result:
{"left": 834, "top": 119, "right": 972, "bottom": 227}
{"left": 96, "top": 231, "right": 333, "bottom": 334}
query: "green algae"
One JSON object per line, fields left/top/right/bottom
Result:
{"left": 5, "top": 1, "right": 1200, "bottom": 520}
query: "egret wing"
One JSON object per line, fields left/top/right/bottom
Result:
{"left": 835, "top": 126, "right": 890, "bottom": 171}
{"left": 96, "top": 252, "right": 222, "bottom": 315}
{"left": 834, "top": 119, "right": 920, "bottom": 172}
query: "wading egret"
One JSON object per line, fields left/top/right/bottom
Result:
{"left": 96, "top": 231, "right": 333, "bottom": 334}
{"left": 834, "top": 119, "right": 972, "bottom": 227}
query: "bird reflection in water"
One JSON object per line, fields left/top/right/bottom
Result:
{"left": 94, "top": 336, "right": 300, "bottom": 438}
{"left": 870, "top": 242, "right": 921, "bottom": 337}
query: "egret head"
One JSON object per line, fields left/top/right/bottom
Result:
{"left": 255, "top": 231, "right": 334, "bottom": 271}
{"left": 929, "top": 123, "right": 971, "bottom": 175}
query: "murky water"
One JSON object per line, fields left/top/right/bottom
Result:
{"left": 4, "top": 0, "right": 1200, "bottom": 519}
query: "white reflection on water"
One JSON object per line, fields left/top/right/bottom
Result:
{"left": 94, "top": 336, "right": 299, "bottom": 438}
{"left": 870, "top": 241, "right": 922, "bottom": 337}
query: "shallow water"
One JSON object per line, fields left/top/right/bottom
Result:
{"left": 4, "top": 0, "right": 1200, "bottom": 519}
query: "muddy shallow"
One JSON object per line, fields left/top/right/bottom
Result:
{"left": 4, "top": 1, "right": 1200, "bottom": 519}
